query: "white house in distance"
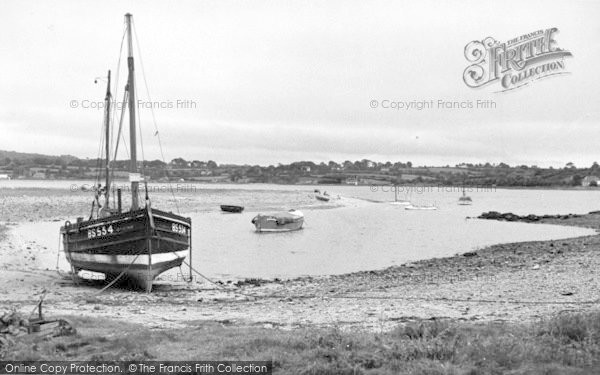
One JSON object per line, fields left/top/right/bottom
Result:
{"left": 0, "top": 174, "right": 10, "bottom": 180}
{"left": 582, "top": 176, "right": 599, "bottom": 187}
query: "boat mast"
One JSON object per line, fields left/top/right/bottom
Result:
{"left": 104, "top": 70, "right": 111, "bottom": 208}
{"left": 125, "top": 13, "right": 139, "bottom": 210}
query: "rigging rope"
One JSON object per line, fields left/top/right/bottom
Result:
{"left": 110, "top": 24, "right": 127, "bottom": 145}
{"left": 55, "top": 232, "right": 70, "bottom": 279}
{"left": 112, "top": 91, "right": 128, "bottom": 162}
{"left": 88, "top": 109, "right": 107, "bottom": 219}
{"left": 109, "top": 24, "right": 127, "bottom": 209}
{"left": 134, "top": 78, "right": 146, "bottom": 205}
{"left": 132, "top": 18, "right": 180, "bottom": 214}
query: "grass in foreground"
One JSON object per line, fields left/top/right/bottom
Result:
{"left": 3, "top": 312, "right": 600, "bottom": 374}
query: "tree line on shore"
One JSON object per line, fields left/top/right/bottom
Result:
{"left": 1, "top": 150, "right": 599, "bottom": 187}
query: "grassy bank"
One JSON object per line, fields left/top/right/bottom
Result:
{"left": 4, "top": 312, "right": 600, "bottom": 374}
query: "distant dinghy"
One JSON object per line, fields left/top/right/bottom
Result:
{"left": 315, "top": 190, "right": 331, "bottom": 202}
{"left": 458, "top": 187, "right": 472, "bottom": 205}
{"left": 390, "top": 186, "right": 410, "bottom": 206}
{"left": 405, "top": 204, "right": 438, "bottom": 210}
{"left": 316, "top": 195, "right": 330, "bottom": 202}
{"left": 220, "top": 205, "right": 244, "bottom": 213}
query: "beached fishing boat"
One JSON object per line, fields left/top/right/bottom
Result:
{"left": 220, "top": 205, "right": 244, "bottom": 213}
{"left": 59, "top": 14, "right": 191, "bottom": 292}
{"left": 251, "top": 210, "right": 304, "bottom": 232}
{"left": 458, "top": 187, "right": 472, "bottom": 205}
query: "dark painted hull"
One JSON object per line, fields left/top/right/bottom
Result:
{"left": 220, "top": 205, "right": 244, "bottom": 213}
{"left": 60, "top": 207, "right": 191, "bottom": 292}
{"left": 458, "top": 196, "right": 472, "bottom": 205}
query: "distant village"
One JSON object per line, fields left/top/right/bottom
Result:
{"left": 1, "top": 150, "right": 600, "bottom": 187}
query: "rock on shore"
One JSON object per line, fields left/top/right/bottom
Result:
{"left": 477, "top": 211, "right": 584, "bottom": 222}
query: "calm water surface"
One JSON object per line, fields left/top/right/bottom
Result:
{"left": 3, "top": 181, "right": 598, "bottom": 280}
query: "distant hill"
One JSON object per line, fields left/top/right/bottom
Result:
{"left": 0, "top": 150, "right": 79, "bottom": 165}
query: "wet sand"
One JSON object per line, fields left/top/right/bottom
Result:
{"left": 1, "top": 188, "right": 600, "bottom": 332}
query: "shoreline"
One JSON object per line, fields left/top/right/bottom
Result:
{"left": 3, "top": 211, "right": 595, "bottom": 286}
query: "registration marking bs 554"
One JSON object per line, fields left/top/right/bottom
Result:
{"left": 171, "top": 223, "right": 188, "bottom": 235}
{"left": 87, "top": 225, "right": 114, "bottom": 239}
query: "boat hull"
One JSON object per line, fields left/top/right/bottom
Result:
{"left": 253, "top": 221, "right": 304, "bottom": 232}
{"left": 405, "top": 205, "right": 438, "bottom": 210}
{"left": 220, "top": 205, "right": 244, "bottom": 213}
{"left": 251, "top": 211, "right": 304, "bottom": 232}
{"left": 60, "top": 207, "right": 191, "bottom": 292}
{"left": 458, "top": 198, "right": 472, "bottom": 205}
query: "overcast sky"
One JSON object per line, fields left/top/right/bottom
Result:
{"left": 1, "top": 0, "right": 599, "bottom": 167}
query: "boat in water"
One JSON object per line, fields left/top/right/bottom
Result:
{"left": 251, "top": 210, "right": 304, "bottom": 232}
{"left": 458, "top": 187, "right": 472, "bottom": 205}
{"left": 390, "top": 185, "right": 410, "bottom": 206}
{"left": 60, "top": 14, "right": 191, "bottom": 292}
{"left": 220, "top": 205, "right": 244, "bottom": 213}
{"left": 315, "top": 189, "right": 331, "bottom": 202}
{"left": 405, "top": 203, "right": 438, "bottom": 210}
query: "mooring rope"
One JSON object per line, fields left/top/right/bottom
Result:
{"left": 94, "top": 253, "right": 141, "bottom": 295}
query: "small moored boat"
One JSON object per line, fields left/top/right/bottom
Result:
{"left": 252, "top": 210, "right": 304, "bottom": 232}
{"left": 220, "top": 205, "right": 244, "bottom": 213}
{"left": 390, "top": 185, "right": 410, "bottom": 206}
{"left": 405, "top": 204, "right": 438, "bottom": 210}
{"left": 458, "top": 187, "right": 472, "bottom": 205}
{"left": 315, "top": 190, "right": 330, "bottom": 202}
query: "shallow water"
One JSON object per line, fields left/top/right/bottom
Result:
{"left": 189, "top": 200, "right": 594, "bottom": 279}
{"left": 5, "top": 181, "right": 597, "bottom": 280}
